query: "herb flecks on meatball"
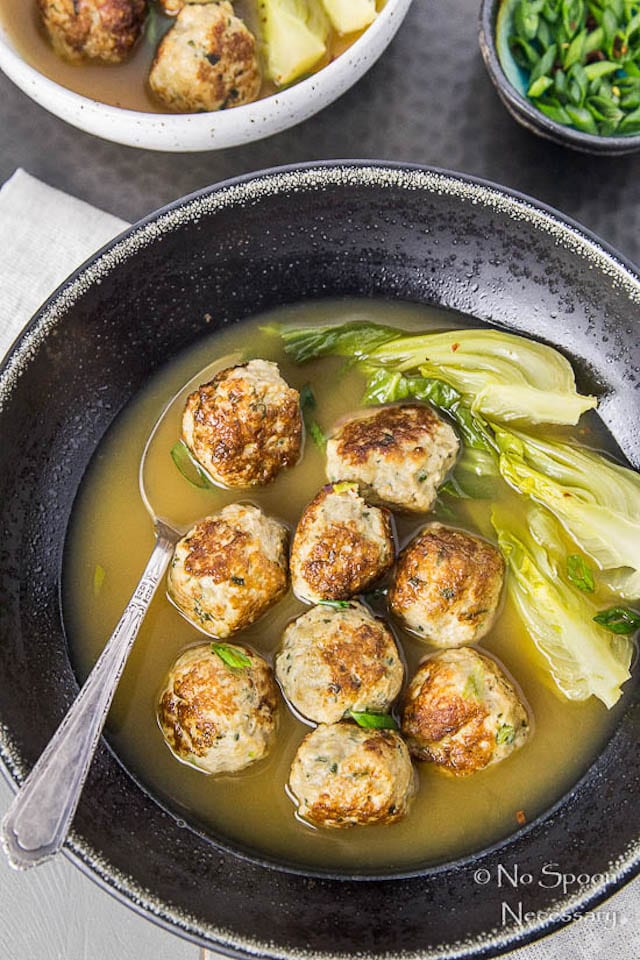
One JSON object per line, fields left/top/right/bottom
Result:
{"left": 402, "top": 647, "right": 530, "bottom": 776}
{"left": 326, "top": 404, "right": 459, "bottom": 514}
{"left": 289, "top": 723, "right": 416, "bottom": 828}
{"left": 149, "top": 2, "right": 262, "bottom": 114}
{"left": 38, "top": 0, "right": 146, "bottom": 63}
{"left": 389, "top": 523, "right": 505, "bottom": 646}
{"left": 290, "top": 482, "right": 394, "bottom": 603}
{"left": 168, "top": 503, "right": 289, "bottom": 638}
{"left": 158, "top": 642, "right": 279, "bottom": 774}
{"left": 275, "top": 601, "right": 403, "bottom": 724}
{"left": 181, "top": 359, "right": 302, "bottom": 487}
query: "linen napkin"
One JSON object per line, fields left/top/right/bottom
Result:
{"left": 0, "top": 169, "right": 128, "bottom": 358}
{"left": 0, "top": 168, "right": 637, "bottom": 960}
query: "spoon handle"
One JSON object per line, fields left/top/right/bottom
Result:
{"left": 1, "top": 523, "right": 177, "bottom": 870}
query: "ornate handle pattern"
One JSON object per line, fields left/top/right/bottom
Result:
{"left": 1, "top": 522, "right": 177, "bottom": 870}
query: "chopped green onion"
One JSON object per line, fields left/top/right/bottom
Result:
{"left": 211, "top": 643, "right": 252, "bottom": 669}
{"left": 308, "top": 420, "right": 327, "bottom": 449}
{"left": 170, "top": 440, "right": 213, "bottom": 489}
{"left": 507, "top": 0, "right": 640, "bottom": 136}
{"left": 462, "top": 669, "right": 485, "bottom": 700}
{"left": 528, "top": 75, "right": 555, "bottom": 97}
{"left": 567, "top": 554, "right": 595, "bottom": 592}
{"left": 496, "top": 723, "right": 516, "bottom": 745}
{"left": 593, "top": 606, "right": 640, "bottom": 635}
{"left": 332, "top": 481, "right": 359, "bottom": 494}
{"left": 349, "top": 711, "right": 398, "bottom": 730}
{"left": 299, "top": 382, "right": 327, "bottom": 448}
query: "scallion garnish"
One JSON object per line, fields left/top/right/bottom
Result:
{"left": 349, "top": 711, "right": 398, "bottom": 730}
{"left": 211, "top": 643, "right": 252, "bottom": 669}
{"left": 170, "top": 440, "right": 213, "bottom": 489}
{"left": 567, "top": 554, "right": 596, "bottom": 592}
{"left": 593, "top": 606, "right": 640, "bottom": 635}
{"left": 508, "top": 0, "right": 640, "bottom": 138}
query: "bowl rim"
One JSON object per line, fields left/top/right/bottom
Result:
{"left": 478, "top": 0, "right": 640, "bottom": 153}
{"left": 0, "top": 0, "right": 413, "bottom": 151}
{"left": 1, "top": 160, "right": 640, "bottom": 960}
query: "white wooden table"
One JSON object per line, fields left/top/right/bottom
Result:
{"left": 0, "top": 778, "right": 209, "bottom": 960}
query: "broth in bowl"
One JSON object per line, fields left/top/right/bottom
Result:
{"left": 0, "top": 0, "right": 383, "bottom": 113}
{"left": 63, "top": 297, "right": 637, "bottom": 874}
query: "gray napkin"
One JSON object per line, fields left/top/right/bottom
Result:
{"left": 0, "top": 168, "right": 637, "bottom": 960}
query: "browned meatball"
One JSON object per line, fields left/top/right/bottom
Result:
{"left": 389, "top": 523, "right": 505, "bottom": 646}
{"left": 168, "top": 503, "right": 289, "bottom": 638}
{"left": 275, "top": 601, "right": 403, "bottom": 724}
{"left": 326, "top": 404, "right": 459, "bottom": 513}
{"left": 149, "top": 2, "right": 262, "bottom": 114}
{"left": 290, "top": 482, "right": 394, "bottom": 603}
{"left": 401, "top": 648, "right": 530, "bottom": 776}
{"left": 38, "top": 0, "right": 146, "bottom": 63}
{"left": 158, "top": 642, "right": 279, "bottom": 774}
{"left": 289, "top": 723, "right": 416, "bottom": 827}
{"left": 181, "top": 359, "right": 302, "bottom": 487}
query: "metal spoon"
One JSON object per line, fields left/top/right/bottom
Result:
{"left": 1, "top": 352, "right": 240, "bottom": 869}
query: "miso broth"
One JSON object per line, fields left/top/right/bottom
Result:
{"left": 63, "top": 299, "right": 630, "bottom": 873}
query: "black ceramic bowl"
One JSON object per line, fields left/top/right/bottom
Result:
{"left": 1, "top": 162, "right": 639, "bottom": 959}
{"left": 479, "top": 0, "right": 640, "bottom": 156}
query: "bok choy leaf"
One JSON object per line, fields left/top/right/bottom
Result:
{"left": 367, "top": 329, "right": 597, "bottom": 425}
{"left": 492, "top": 504, "right": 633, "bottom": 708}
{"left": 271, "top": 321, "right": 597, "bottom": 426}
{"left": 493, "top": 427, "right": 640, "bottom": 598}
{"left": 271, "top": 320, "right": 402, "bottom": 363}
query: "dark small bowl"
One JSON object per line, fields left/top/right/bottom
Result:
{"left": 479, "top": 0, "right": 640, "bottom": 155}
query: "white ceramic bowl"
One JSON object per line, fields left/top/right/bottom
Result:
{"left": 0, "top": 1, "right": 412, "bottom": 152}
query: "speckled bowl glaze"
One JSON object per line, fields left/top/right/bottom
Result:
{"left": 1, "top": 162, "right": 639, "bottom": 959}
{"left": 0, "top": 1, "right": 412, "bottom": 152}
{"left": 479, "top": 0, "right": 640, "bottom": 156}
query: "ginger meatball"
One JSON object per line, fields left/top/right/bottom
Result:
{"left": 181, "top": 359, "right": 302, "bottom": 487}
{"left": 289, "top": 723, "right": 416, "bottom": 828}
{"left": 149, "top": 2, "right": 262, "bottom": 114}
{"left": 158, "top": 642, "right": 279, "bottom": 774}
{"left": 326, "top": 404, "right": 459, "bottom": 513}
{"left": 402, "top": 648, "right": 530, "bottom": 776}
{"left": 275, "top": 601, "right": 403, "bottom": 724}
{"left": 168, "top": 503, "right": 288, "bottom": 638}
{"left": 38, "top": 0, "right": 146, "bottom": 63}
{"left": 290, "top": 482, "right": 394, "bottom": 603}
{"left": 389, "top": 523, "right": 505, "bottom": 646}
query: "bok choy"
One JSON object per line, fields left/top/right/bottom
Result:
{"left": 365, "top": 328, "right": 597, "bottom": 426}
{"left": 492, "top": 504, "right": 633, "bottom": 708}
{"left": 275, "top": 320, "right": 401, "bottom": 363}
{"left": 276, "top": 321, "right": 597, "bottom": 426}
{"left": 258, "top": 0, "right": 329, "bottom": 86}
{"left": 493, "top": 427, "right": 640, "bottom": 598}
